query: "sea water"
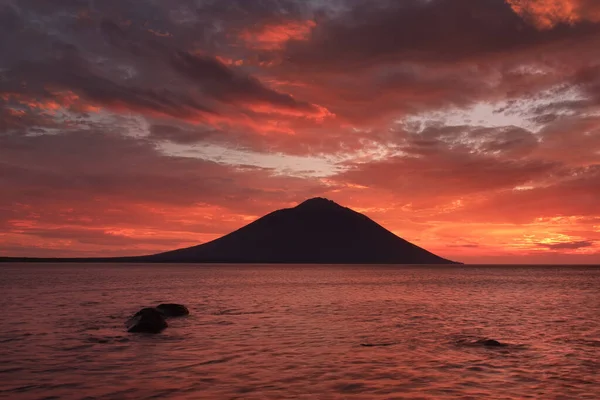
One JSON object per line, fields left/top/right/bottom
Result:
{"left": 1, "top": 264, "right": 599, "bottom": 399}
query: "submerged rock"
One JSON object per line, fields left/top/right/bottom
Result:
{"left": 360, "top": 342, "right": 396, "bottom": 347}
{"left": 156, "top": 303, "right": 190, "bottom": 317}
{"left": 475, "top": 339, "right": 507, "bottom": 347}
{"left": 126, "top": 308, "right": 168, "bottom": 333}
{"left": 455, "top": 337, "right": 510, "bottom": 348}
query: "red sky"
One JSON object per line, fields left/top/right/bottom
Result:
{"left": 1, "top": 0, "right": 599, "bottom": 264}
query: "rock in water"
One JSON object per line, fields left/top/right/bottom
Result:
{"left": 156, "top": 303, "right": 189, "bottom": 317}
{"left": 476, "top": 339, "right": 507, "bottom": 347}
{"left": 126, "top": 308, "right": 168, "bottom": 333}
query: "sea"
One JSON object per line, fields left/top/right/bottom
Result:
{"left": 1, "top": 264, "right": 599, "bottom": 399}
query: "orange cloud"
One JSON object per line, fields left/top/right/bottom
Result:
{"left": 245, "top": 102, "right": 334, "bottom": 122}
{"left": 240, "top": 20, "right": 316, "bottom": 50}
{"left": 215, "top": 55, "right": 244, "bottom": 66}
{"left": 2, "top": 90, "right": 101, "bottom": 114}
{"left": 507, "top": 0, "right": 600, "bottom": 28}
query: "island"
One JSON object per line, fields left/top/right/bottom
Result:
{"left": 0, "top": 198, "right": 460, "bottom": 264}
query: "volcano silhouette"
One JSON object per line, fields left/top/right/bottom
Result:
{"left": 1, "top": 198, "right": 459, "bottom": 264}
{"left": 135, "top": 197, "right": 458, "bottom": 264}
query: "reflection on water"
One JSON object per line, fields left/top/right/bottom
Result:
{"left": 1, "top": 264, "right": 599, "bottom": 399}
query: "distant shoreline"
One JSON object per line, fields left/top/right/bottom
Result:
{"left": 0, "top": 198, "right": 463, "bottom": 265}
{"left": 2, "top": 259, "right": 600, "bottom": 267}
{"left": 0, "top": 257, "right": 464, "bottom": 264}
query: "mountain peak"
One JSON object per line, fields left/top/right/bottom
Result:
{"left": 139, "top": 197, "right": 460, "bottom": 264}
{"left": 295, "top": 197, "right": 341, "bottom": 210}
{"left": 1, "top": 197, "right": 461, "bottom": 264}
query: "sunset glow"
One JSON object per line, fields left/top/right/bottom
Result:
{"left": 1, "top": 0, "right": 599, "bottom": 263}
{"left": 239, "top": 20, "right": 317, "bottom": 50}
{"left": 507, "top": 0, "right": 600, "bottom": 28}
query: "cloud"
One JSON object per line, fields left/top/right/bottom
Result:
{"left": 541, "top": 240, "right": 594, "bottom": 250}
{"left": 447, "top": 244, "right": 481, "bottom": 248}
{"left": 0, "top": 128, "right": 325, "bottom": 210}
{"left": 334, "top": 124, "right": 557, "bottom": 204}
{"left": 282, "top": 0, "right": 600, "bottom": 69}
{"left": 254, "top": 0, "right": 600, "bottom": 131}
{"left": 0, "top": 4, "right": 332, "bottom": 137}
{"left": 240, "top": 20, "right": 316, "bottom": 50}
{"left": 0, "top": 122, "right": 331, "bottom": 257}
{"left": 507, "top": 0, "right": 600, "bottom": 29}
{"left": 168, "top": 50, "right": 326, "bottom": 117}
{"left": 148, "top": 124, "right": 217, "bottom": 144}
{"left": 455, "top": 165, "right": 600, "bottom": 223}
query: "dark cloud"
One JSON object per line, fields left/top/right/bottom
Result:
{"left": 283, "top": 0, "right": 600, "bottom": 69}
{"left": 542, "top": 240, "right": 595, "bottom": 250}
{"left": 447, "top": 244, "right": 481, "bottom": 248}
{"left": 169, "top": 50, "right": 318, "bottom": 112}
{"left": 13, "top": 226, "right": 189, "bottom": 247}
{"left": 0, "top": 3, "right": 327, "bottom": 131}
{"left": 0, "top": 3, "right": 21, "bottom": 34}
{"left": 245, "top": 0, "right": 600, "bottom": 128}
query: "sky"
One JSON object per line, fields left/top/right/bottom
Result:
{"left": 1, "top": 0, "right": 599, "bottom": 264}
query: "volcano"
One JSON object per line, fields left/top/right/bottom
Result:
{"left": 1, "top": 198, "right": 460, "bottom": 264}
{"left": 135, "top": 197, "right": 458, "bottom": 264}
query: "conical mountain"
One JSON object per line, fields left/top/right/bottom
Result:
{"left": 140, "top": 197, "right": 458, "bottom": 264}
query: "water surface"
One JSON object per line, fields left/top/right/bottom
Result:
{"left": 1, "top": 264, "right": 599, "bottom": 399}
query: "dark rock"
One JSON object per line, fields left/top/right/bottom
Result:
{"left": 455, "top": 337, "right": 511, "bottom": 348}
{"left": 156, "top": 303, "right": 189, "bottom": 317}
{"left": 476, "top": 339, "right": 507, "bottom": 347}
{"left": 126, "top": 307, "right": 168, "bottom": 333}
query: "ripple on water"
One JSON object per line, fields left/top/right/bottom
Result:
{"left": 213, "top": 308, "right": 265, "bottom": 316}
{"left": 360, "top": 342, "right": 398, "bottom": 347}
